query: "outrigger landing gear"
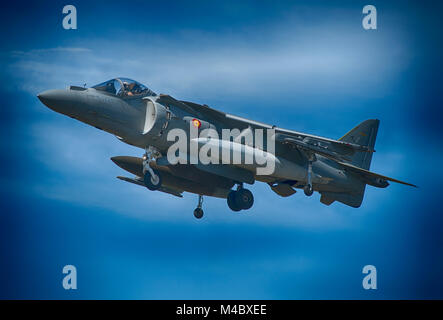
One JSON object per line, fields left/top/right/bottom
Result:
{"left": 142, "top": 146, "right": 162, "bottom": 191}
{"left": 304, "top": 154, "right": 315, "bottom": 197}
{"left": 193, "top": 195, "right": 204, "bottom": 219}
{"left": 227, "top": 183, "right": 254, "bottom": 212}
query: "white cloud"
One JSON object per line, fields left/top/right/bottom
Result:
{"left": 11, "top": 47, "right": 91, "bottom": 56}
{"left": 7, "top": 15, "right": 412, "bottom": 102}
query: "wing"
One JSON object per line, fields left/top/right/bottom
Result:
{"left": 180, "top": 100, "right": 373, "bottom": 160}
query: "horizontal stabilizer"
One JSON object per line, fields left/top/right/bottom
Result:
{"left": 338, "top": 161, "right": 417, "bottom": 188}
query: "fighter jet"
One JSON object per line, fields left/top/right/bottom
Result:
{"left": 38, "top": 78, "right": 416, "bottom": 219}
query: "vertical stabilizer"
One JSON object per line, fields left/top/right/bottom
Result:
{"left": 339, "top": 119, "right": 379, "bottom": 170}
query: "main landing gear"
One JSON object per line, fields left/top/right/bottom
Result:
{"left": 193, "top": 195, "right": 204, "bottom": 219}
{"left": 227, "top": 184, "right": 254, "bottom": 212}
{"left": 193, "top": 186, "right": 254, "bottom": 219}
{"left": 142, "top": 146, "right": 162, "bottom": 191}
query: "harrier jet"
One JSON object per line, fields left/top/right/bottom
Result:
{"left": 38, "top": 78, "right": 416, "bottom": 219}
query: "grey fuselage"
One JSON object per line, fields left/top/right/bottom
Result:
{"left": 38, "top": 86, "right": 360, "bottom": 195}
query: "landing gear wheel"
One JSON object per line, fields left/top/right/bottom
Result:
{"left": 193, "top": 208, "right": 204, "bottom": 219}
{"left": 227, "top": 191, "right": 242, "bottom": 212}
{"left": 193, "top": 195, "right": 204, "bottom": 219}
{"left": 235, "top": 188, "right": 254, "bottom": 210}
{"left": 304, "top": 184, "right": 314, "bottom": 196}
{"left": 143, "top": 168, "right": 162, "bottom": 191}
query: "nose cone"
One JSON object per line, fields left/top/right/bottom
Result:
{"left": 37, "top": 89, "right": 83, "bottom": 116}
{"left": 37, "top": 89, "right": 73, "bottom": 114}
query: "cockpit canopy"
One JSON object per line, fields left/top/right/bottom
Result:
{"left": 92, "top": 78, "right": 156, "bottom": 97}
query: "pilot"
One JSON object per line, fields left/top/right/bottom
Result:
{"left": 122, "top": 81, "right": 135, "bottom": 96}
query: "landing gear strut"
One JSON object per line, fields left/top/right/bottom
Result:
{"left": 142, "top": 146, "right": 162, "bottom": 191}
{"left": 304, "top": 155, "right": 315, "bottom": 196}
{"left": 227, "top": 184, "right": 254, "bottom": 212}
{"left": 193, "top": 195, "right": 204, "bottom": 219}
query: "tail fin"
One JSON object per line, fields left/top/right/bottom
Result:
{"left": 321, "top": 119, "right": 414, "bottom": 208}
{"left": 339, "top": 119, "right": 379, "bottom": 170}
{"left": 321, "top": 119, "right": 379, "bottom": 208}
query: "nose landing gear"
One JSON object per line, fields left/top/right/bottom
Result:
{"left": 227, "top": 184, "right": 254, "bottom": 212}
{"left": 142, "top": 146, "right": 162, "bottom": 191}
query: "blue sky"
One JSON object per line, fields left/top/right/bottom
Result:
{"left": 0, "top": 0, "right": 442, "bottom": 299}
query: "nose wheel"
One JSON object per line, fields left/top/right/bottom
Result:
{"left": 143, "top": 168, "right": 162, "bottom": 190}
{"left": 142, "top": 146, "right": 162, "bottom": 191}
{"left": 227, "top": 184, "right": 254, "bottom": 212}
{"left": 194, "top": 195, "right": 204, "bottom": 219}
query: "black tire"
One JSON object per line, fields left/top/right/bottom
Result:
{"left": 144, "top": 169, "right": 162, "bottom": 191}
{"left": 193, "top": 208, "right": 204, "bottom": 219}
{"left": 235, "top": 188, "right": 254, "bottom": 210}
{"left": 227, "top": 190, "right": 242, "bottom": 212}
{"left": 304, "top": 184, "right": 314, "bottom": 196}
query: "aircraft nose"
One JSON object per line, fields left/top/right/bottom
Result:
{"left": 38, "top": 89, "right": 65, "bottom": 110}
{"left": 37, "top": 89, "right": 78, "bottom": 115}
